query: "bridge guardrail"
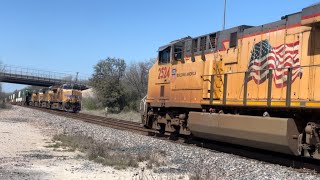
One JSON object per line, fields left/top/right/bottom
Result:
{"left": 0, "top": 64, "right": 90, "bottom": 86}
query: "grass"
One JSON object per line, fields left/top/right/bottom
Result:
{"left": 81, "top": 109, "right": 141, "bottom": 123}
{"left": 189, "top": 169, "right": 212, "bottom": 180}
{"left": 46, "top": 133, "right": 166, "bottom": 170}
{"left": 82, "top": 97, "right": 99, "bottom": 110}
{"left": 146, "top": 153, "right": 166, "bottom": 169}
{"left": 0, "top": 103, "right": 12, "bottom": 109}
{"left": 188, "top": 154, "right": 225, "bottom": 180}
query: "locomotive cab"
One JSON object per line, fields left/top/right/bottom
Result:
{"left": 60, "top": 83, "right": 82, "bottom": 112}
{"left": 45, "top": 86, "right": 58, "bottom": 109}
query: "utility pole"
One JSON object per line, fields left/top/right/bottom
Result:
{"left": 75, "top": 72, "right": 79, "bottom": 83}
{"left": 223, "top": 0, "right": 227, "bottom": 30}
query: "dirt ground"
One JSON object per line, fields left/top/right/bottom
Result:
{"left": 0, "top": 109, "right": 186, "bottom": 180}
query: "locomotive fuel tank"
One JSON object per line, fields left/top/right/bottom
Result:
{"left": 188, "top": 112, "right": 301, "bottom": 155}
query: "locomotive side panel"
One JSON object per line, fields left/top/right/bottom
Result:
{"left": 298, "top": 27, "right": 312, "bottom": 100}
{"left": 147, "top": 64, "right": 164, "bottom": 104}
{"left": 310, "top": 25, "right": 320, "bottom": 102}
{"left": 170, "top": 59, "right": 204, "bottom": 106}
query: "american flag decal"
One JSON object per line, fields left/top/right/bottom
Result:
{"left": 247, "top": 40, "right": 302, "bottom": 88}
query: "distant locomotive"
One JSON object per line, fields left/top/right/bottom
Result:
{"left": 142, "top": 4, "right": 320, "bottom": 160}
{"left": 11, "top": 83, "right": 82, "bottom": 112}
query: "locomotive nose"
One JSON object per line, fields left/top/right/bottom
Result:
{"left": 67, "top": 90, "right": 81, "bottom": 103}
{"left": 67, "top": 95, "right": 80, "bottom": 103}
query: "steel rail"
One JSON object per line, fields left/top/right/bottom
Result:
{"left": 25, "top": 106, "right": 151, "bottom": 134}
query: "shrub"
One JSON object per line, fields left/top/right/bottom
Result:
{"left": 48, "top": 133, "right": 165, "bottom": 169}
{"left": 82, "top": 97, "right": 100, "bottom": 110}
{"left": 0, "top": 102, "right": 11, "bottom": 109}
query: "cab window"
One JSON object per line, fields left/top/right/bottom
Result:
{"left": 62, "top": 84, "right": 72, "bottom": 90}
{"left": 159, "top": 47, "right": 171, "bottom": 64}
{"left": 73, "top": 85, "right": 81, "bottom": 90}
{"left": 200, "top": 36, "right": 207, "bottom": 51}
{"left": 230, "top": 32, "right": 238, "bottom": 48}
{"left": 174, "top": 45, "right": 183, "bottom": 61}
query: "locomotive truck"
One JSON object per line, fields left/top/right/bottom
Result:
{"left": 142, "top": 4, "right": 320, "bottom": 160}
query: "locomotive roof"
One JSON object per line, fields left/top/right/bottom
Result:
{"left": 306, "top": 2, "right": 320, "bottom": 8}
{"left": 159, "top": 3, "right": 318, "bottom": 52}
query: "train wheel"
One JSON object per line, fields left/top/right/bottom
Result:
{"left": 298, "top": 122, "right": 320, "bottom": 159}
{"left": 158, "top": 124, "right": 166, "bottom": 136}
{"left": 170, "top": 126, "right": 180, "bottom": 140}
{"left": 147, "top": 132, "right": 155, "bottom": 136}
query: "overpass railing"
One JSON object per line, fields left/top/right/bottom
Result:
{"left": 0, "top": 64, "right": 89, "bottom": 85}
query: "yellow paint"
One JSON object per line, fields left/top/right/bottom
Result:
{"left": 306, "top": 102, "right": 320, "bottom": 107}
{"left": 147, "top": 19, "right": 320, "bottom": 109}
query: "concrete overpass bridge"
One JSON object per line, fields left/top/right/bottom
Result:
{"left": 0, "top": 64, "right": 89, "bottom": 88}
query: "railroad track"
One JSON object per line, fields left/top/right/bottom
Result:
{"left": 24, "top": 105, "right": 152, "bottom": 134}
{"left": 20, "top": 105, "right": 320, "bottom": 172}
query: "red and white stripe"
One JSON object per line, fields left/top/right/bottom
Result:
{"left": 248, "top": 41, "right": 302, "bottom": 88}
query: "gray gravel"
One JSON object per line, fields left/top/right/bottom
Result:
{"left": 9, "top": 106, "right": 320, "bottom": 179}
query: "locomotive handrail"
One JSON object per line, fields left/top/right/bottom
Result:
{"left": 202, "top": 65, "right": 305, "bottom": 107}
{"left": 201, "top": 64, "right": 320, "bottom": 77}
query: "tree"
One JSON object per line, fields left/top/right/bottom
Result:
{"left": 90, "top": 57, "right": 126, "bottom": 112}
{"left": 0, "top": 61, "right": 3, "bottom": 98}
{"left": 0, "top": 61, "right": 5, "bottom": 107}
{"left": 124, "top": 59, "right": 154, "bottom": 99}
{"left": 122, "top": 58, "right": 154, "bottom": 111}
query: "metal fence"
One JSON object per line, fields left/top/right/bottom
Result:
{"left": 0, "top": 64, "right": 90, "bottom": 86}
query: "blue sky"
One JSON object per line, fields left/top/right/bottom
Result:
{"left": 1, "top": 0, "right": 318, "bottom": 92}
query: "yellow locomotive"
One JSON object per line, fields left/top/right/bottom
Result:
{"left": 142, "top": 4, "right": 320, "bottom": 159}
{"left": 30, "top": 83, "right": 82, "bottom": 112}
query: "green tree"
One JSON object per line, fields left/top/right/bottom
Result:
{"left": 0, "top": 61, "right": 3, "bottom": 98}
{"left": 90, "top": 57, "right": 126, "bottom": 112}
{"left": 0, "top": 61, "right": 5, "bottom": 107}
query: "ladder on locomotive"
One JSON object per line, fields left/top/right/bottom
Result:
{"left": 208, "top": 37, "right": 223, "bottom": 100}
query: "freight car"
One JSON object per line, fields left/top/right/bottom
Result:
{"left": 16, "top": 89, "right": 32, "bottom": 106}
{"left": 142, "top": 4, "right": 320, "bottom": 160}
{"left": 9, "top": 91, "right": 18, "bottom": 105}
{"left": 7, "top": 89, "right": 32, "bottom": 105}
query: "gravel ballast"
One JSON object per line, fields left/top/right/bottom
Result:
{"left": 1, "top": 106, "right": 320, "bottom": 179}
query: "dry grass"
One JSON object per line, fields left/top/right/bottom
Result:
{"left": 81, "top": 109, "right": 141, "bottom": 122}
{"left": 0, "top": 103, "right": 11, "bottom": 109}
{"left": 189, "top": 168, "right": 212, "bottom": 180}
{"left": 47, "top": 133, "right": 166, "bottom": 170}
{"left": 146, "top": 153, "right": 166, "bottom": 169}
{"left": 188, "top": 154, "right": 225, "bottom": 180}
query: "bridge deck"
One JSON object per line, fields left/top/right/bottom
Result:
{"left": 0, "top": 65, "right": 89, "bottom": 88}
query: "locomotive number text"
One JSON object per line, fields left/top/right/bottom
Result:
{"left": 158, "top": 67, "right": 170, "bottom": 79}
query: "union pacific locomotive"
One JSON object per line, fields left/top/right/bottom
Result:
{"left": 9, "top": 83, "right": 82, "bottom": 112}
{"left": 142, "top": 4, "right": 320, "bottom": 160}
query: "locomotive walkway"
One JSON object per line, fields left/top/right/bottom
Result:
{"left": 0, "top": 64, "right": 89, "bottom": 87}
